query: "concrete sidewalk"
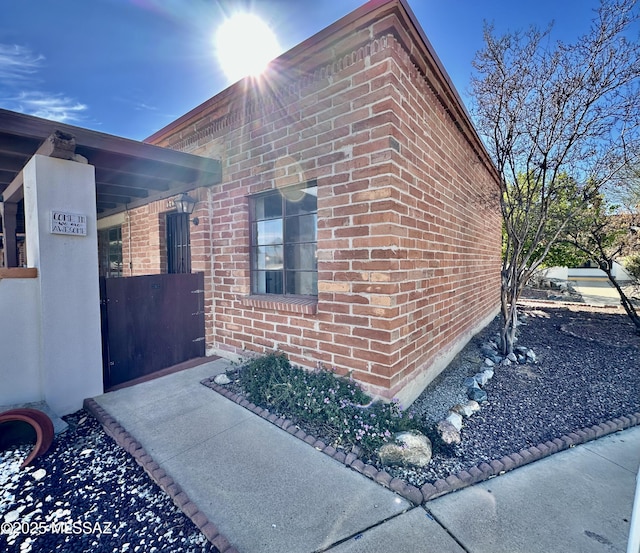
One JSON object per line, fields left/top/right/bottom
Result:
{"left": 569, "top": 276, "right": 627, "bottom": 307}
{"left": 91, "top": 359, "right": 640, "bottom": 553}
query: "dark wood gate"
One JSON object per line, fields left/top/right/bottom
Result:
{"left": 100, "top": 272, "right": 205, "bottom": 389}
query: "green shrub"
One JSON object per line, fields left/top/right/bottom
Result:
{"left": 625, "top": 254, "right": 640, "bottom": 281}
{"left": 236, "top": 352, "right": 415, "bottom": 456}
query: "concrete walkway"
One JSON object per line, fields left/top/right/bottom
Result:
{"left": 569, "top": 276, "right": 636, "bottom": 307}
{"left": 91, "top": 359, "right": 640, "bottom": 553}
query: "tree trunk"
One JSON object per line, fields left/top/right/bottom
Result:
{"left": 500, "top": 271, "right": 520, "bottom": 355}
{"left": 601, "top": 267, "right": 640, "bottom": 335}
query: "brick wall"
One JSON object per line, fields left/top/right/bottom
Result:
{"left": 146, "top": 7, "right": 502, "bottom": 404}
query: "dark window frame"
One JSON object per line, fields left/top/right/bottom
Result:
{"left": 249, "top": 181, "right": 318, "bottom": 297}
{"left": 98, "top": 225, "right": 123, "bottom": 278}
{"left": 166, "top": 212, "right": 191, "bottom": 274}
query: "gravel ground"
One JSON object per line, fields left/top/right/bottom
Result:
{"left": 0, "top": 412, "right": 219, "bottom": 553}
{"left": 2, "top": 299, "right": 638, "bottom": 553}
{"left": 384, "top": 300, "right": 640, "bottom": 486}
{"left": 218, "top": 299, "right": 640, "bottom": 489}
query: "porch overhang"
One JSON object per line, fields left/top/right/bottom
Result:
{"left": 0, "top": 108, "right": 222, "bottom": 217}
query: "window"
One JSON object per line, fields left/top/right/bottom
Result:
{"left": 167, "top": 213, "right": 191, "bottom": 274}
{"left": 250, "top": 183, "right": 317, "bottom": 296}
{"left": 98, "top": 226, "right": 123, "bottom": 278}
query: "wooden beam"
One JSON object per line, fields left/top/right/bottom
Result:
{"left": 2, "top": 171, "right": 23, "bottom": 203}
{"left": 96, "top": 193, "right": 133, "bottom": 205}
{"left": 94, "top": 167, "right": 172, "bottom": 191}
{"left": 96, "top": 183, "right": 149, "bottom": 199}
{"left": 0, "top": 108, "right": 222, "bottom": 178}
{"left": 0, "top": 152, "right": 29, "bottom": 172}
{"left": 0, "top": 133, "right": 41, "bottom": 156}
{"left": 0, "top": 267, "right": 37, "bottom": 279}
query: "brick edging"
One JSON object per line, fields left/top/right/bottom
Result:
{"left": 82, "top": 398, "right": 239, "bottom": 553}
{"left": 201, "top": 379, "right": 640, "bottom": 506}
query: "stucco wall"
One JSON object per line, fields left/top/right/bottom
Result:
{"left": 0, "top": 277, "right": 41, "bottom": 406}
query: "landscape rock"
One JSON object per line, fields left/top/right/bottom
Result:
{"left": 467, "top": 387, "right": 488, "bottom": 403}
{"left": 480, "top": 343, "right": 497, "bottom": 357}
{"left": 446, "top": 412, "right": 463, "bottom": 431}
{"left": 463, "top": 377, "right": 479, "bottom": 389}
{"left": 451, "top": 400, "right": 481, "bottom": 418}
{"left": 378, "top": 431, "right": 433, "bottom": 468}
{"left": 526, "top": 349, "right": 537, "bottom": 363}
{"left": 484, "top": 357, "right": 495, "bottom": 367}
{"left": 507, "top": 352, "right": 518, "bottom": 363}
{"left": 436, "top": 420, "right": 461, "bottom": 445}
{"left": 474, "top": 370, "right": 494, "bottom": 386}
{"left": 214, "top": 373, "right": 231, "bottom": 385}
{"left": 462, "top": 400, "right": 481, "bottom": 416}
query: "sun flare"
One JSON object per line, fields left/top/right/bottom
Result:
{"left": 215, "top": 13, "right": 281, "bottom": 84}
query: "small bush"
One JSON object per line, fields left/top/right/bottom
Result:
{"left": 625, "top": 254, "right": 640, "bottom": 281}
{"left": 236, "top": 352, "right": 414, "bottom": 456}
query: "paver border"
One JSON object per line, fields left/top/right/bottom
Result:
{"left": 201, "top": 378, "right": 640, "bottom": 505}
{"left": 83, "top": 398, "right": 239, "bottom": 553}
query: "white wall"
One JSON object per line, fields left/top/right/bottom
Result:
{"left": 567, "top": 262, "right": 633, "bottom": 281}
{"left": 0, "top": 277, "right": 41, "bottom": 405}
{"left": 22, "top": 155, "right": 103, "bottom": 415}
{"left": 540, "top": 266, "right": 569, "bottom": 281}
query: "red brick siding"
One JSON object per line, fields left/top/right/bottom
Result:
{"left": 145, "top": 13, "right": 501, "bottom": 401}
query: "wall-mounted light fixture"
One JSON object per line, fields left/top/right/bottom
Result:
{"left": 174, "top": 193, "right": 199, "bottom": 225}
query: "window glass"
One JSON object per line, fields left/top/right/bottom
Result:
{"left": 255, "top": 219, "right": 283, "bottom": 246}
{"left": 285, "top": 214, "right": 317, "bottom": 244}
{"left": 250, "top": 184, "right": 317, "bottom": 296}
{"left": 98, "top": 225, "right": 123, "bottom": 278}
{"left": 285, "top": 243, "right": 317, "bottom": 271}
{"left": 254, "top": 245, "right": 283, "bottom": 270}
{"left": 254, "top": 193, "right": 282, "bottom": 220}
{"left": 286, "top": 186, "right": 317, "bottom": 216}
{"left": 285, "top": 271, "right": 317, "bottom": 296}
{"left": 252, "top": 270, "right": 284, "bottom": 294}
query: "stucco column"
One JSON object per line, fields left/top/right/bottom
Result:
{"left": 23, "top": 154, "right": 103, "bottom": 415}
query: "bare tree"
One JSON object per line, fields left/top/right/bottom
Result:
{"left": 471, "top": 0, "right": 640, "bottom": 354}
{"left": 564, "top": 195, "right": 640, "bottom": 333}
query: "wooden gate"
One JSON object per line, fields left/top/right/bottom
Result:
{"left": 100, "top": 273, "right": 205, "bottom": 389}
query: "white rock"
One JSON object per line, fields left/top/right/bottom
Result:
{"left": 526, "top": 349, "right": 537, "bottom": 362}
{"left": 483, "top": 368, "right": 494, "bottom": 381}
{"left": 214, "top": 373, "right": 231, "bottom": 385}
{"left": 378, "top": 431, "right": 432, "bottom": 467}
{"left": 507, "top": 352, "right": 518, "bottom": 363}
{"left": 32, "top": 469, "right": 46, "bottom": 481}
{"left": 461, "top": 400, "right": 481, "bottom": 417}
{"left": 446, "top": 411, "right": 463, "bottom": 430}
{"left": 436, "top": 420, "right": 461, "bottom": 445}
{"left": 4, "top": 509, "right": 21, "bottom": 522}
{"left": 484, "top": 357, "right": 495, "bottom": 367}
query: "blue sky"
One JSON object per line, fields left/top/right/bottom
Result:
{"left": 1, "top": 0, "right": 603, "bottom": 141}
